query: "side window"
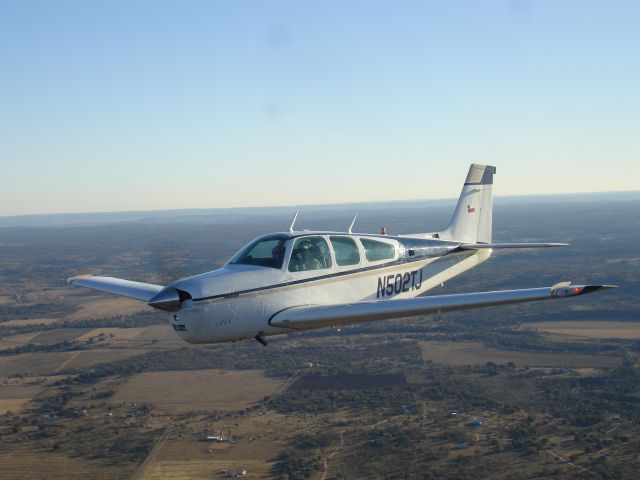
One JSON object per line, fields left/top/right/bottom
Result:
{"left": 330, "top": 236, "right": 360, "bottom": 266}
{"left": 228, "top": 235, "right": 288, "bottom": 269}
{"left": 288, "top": 237, "right": 332, "bottom": 272}
{"left": 360, "top": 238, "right": 396, "bottom": 262}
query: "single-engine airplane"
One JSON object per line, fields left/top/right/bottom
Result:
{"left": 69, "top": 164, "right": 616, "bottom": 346}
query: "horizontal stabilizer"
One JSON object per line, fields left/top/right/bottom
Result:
{"left": 270, "top": 283, "right": 616, "bottom": 331}
{"left": 460, "top": 242, "right": 569, "bottom": 249}
{"left": 68, "top": 275, "right": 164, "bottom": 302}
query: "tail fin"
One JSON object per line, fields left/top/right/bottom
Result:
{"left": 439, "top": 164, "right": 495, "bottom": 244}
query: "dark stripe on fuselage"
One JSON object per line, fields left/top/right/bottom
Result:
{"left": 191, "top": 250, "right": 466, "bottom": 303}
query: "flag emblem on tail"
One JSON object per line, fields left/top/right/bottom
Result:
{"left": 467, "top": 205, "right": 475, "bottom": 213}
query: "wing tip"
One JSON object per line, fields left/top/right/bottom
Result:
{"left": 553, "top": 283, "right": 619, "bottom": 297}
{"left": 67, "top": 274, "right": 94, "bottom": 285}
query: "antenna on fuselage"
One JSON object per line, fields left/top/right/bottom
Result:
{"left": 288, "top": 210, "right": 300, "bottom": 233}
{"left": 348, "top": 214, "right": 358, "bottom": 234}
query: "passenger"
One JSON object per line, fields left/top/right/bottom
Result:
{"left": 309, "top": 244, "right": 327, "bottom": 269}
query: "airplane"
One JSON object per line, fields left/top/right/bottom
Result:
{"left": 69, "top": 164, "right": 616, "bottom": 346}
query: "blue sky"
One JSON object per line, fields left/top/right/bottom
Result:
{"left": 1, "top": 1, "right": 638, "bottom": 215}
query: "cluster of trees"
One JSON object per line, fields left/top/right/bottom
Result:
{"left": 271, "top": 387, "right": 415, "bottom": 415}
{"left": 0, "top": 302, "right": 76, "bottom": 322}
{"left": 291, "top": 431, "right": 339, "bottom": 450}
{"left": 0, "top": 340, "right": 82, "bottom": 357}
{"left": 272, "top": 451, "right": 323, "bottom": 480}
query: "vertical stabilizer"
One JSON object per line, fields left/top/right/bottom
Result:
{"left": 439, "top": 164, "right": 495, "bottom": 244}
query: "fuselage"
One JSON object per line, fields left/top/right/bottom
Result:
{"left": 164, "top": 231, "right": 492, "bottom": 343}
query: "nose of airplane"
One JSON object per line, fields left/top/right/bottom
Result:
{"left": 148, "top": 284, "right": 196, "bottom": 313}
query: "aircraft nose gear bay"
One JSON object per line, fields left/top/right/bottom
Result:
{"left": 69, "top": 164, "right": 616, "bottom": 345}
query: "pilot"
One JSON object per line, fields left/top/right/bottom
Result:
{"left": 271, "top": 243, "right": 286, "bottom": 267}
{"left": 290, "top": 240, "right": 322, "bottom": 271}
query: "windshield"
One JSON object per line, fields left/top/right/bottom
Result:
{"left": 227, "top": 235, "right": 288, "bottom": 269}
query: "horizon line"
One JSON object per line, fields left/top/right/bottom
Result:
{"left": 2, "top": 188, "right": 639, "bottom": 220}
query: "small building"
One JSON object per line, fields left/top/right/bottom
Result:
{"left": 227, "top": 469, "right": 246, "bottom": 478}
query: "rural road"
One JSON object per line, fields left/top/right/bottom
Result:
{"left": 545, "top": 449, "right": 594, "bottom": 476}
{"left": 319, "top": 430, "right": 345, "bottom": 480}
{"left": 131, "top": 425, "right": 172, "bottom": 480}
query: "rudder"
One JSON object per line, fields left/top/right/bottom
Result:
{"left": 439, "top": 164, "right": 495, "bottom": 244}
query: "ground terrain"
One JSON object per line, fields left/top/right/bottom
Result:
{"left": 1, "top": 196, "right": 639, "bottom": 479}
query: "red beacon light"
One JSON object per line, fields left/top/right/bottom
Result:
{"left": 380, "top": 227, "right": 387, "bottom": 235}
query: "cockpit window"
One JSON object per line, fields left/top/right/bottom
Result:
{"left": 288, "top": 236, "right": 332, "bottom": 272}
{"left": 360, "top": 238, "right": 396, "bottom": 262}
{"left": 330, "top": 236, "right": 360, "bottom": 266}
{"left": 228, "top": 235, "right": 288, "bottom": 269}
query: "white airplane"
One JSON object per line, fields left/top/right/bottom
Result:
{"left": 69, "top": 164, "right": 615, "bottom": 346}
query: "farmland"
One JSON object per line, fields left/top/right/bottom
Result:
{"left": 418, "top": 340, "right": 624, "bottom": 367}
{"left": 525, "top": 320, "right": 640, "bottom": 339}
{"left": 110, "top": 369, "right": 287, "bottom": 413}
{"left": 1, "top": 196, "right": 639, "bottom": 478}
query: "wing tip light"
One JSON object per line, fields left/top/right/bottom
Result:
{"left": 552, "top": 283, "right": 618, "bottom": 297}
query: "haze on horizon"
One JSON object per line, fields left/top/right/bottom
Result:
{"left": 1, "top": 1, "right": 639, "bottom": 216}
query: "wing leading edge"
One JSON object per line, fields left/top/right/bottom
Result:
{"left": 68, "top": 275, "right": 164, "bottom": 302}
{"left": 270, "top": 282, "right": 616, "bottom": 331}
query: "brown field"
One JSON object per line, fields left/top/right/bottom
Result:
{"left": 0, "top": 352, "right": 78, "bottom": 376}
{"left": 606, "top": 257, "right": 640, "bottom": 265}
{"left": 0, "top": 295, "right": 14, "bottom": 305}
{"left": 290, "top": 373, "right": 407, "bottom": 391}
{"left": 1, "top": 318, "right": 62, "bottom": 327}
{"left": 419, "top": 341, "right": 623, "bottom": 368}
{"left": 110, "top": 369, "right": 287, "bottom": 413}
{"left": 0, "top": 398, "right": 29, "bottom": 415}
{"left": 68, "top": 296, "right": 149, "bottom": 320}
{"left": 146, "top": 411, "right": 297, "bottom": 479}
{"left": 0, "top": 384, "right": 43, "bottom": 414}
{"left": 61, "top": 348, "right": 148, "bottom": 370}
{"left": 30, "top": 328, "right": 94, "bottom": 344}
{"left": 76, "top": 324, "right": 179, "bottom": 344}
{"left": 0, "top": 332, "right": 41, "bottom": 350}
{"left": 0, "top": 449, "right": 135, "bottom": 480}
{"left": 525, "top": 320, "right": 640, "bottom": 339}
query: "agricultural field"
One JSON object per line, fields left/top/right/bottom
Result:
{"left": 290, "top": 373, "right": 407, "bottom": 391}
{"left": 110, "top": 369, "right": 288, "bottom": 413}
{"left": 0, "top": 383, "right": 43, "bottom": 415}
{"left": 75, "top": 324, "right": 180, "bottom": 345}
{"left": 525, "top": 320, "right": 640, "bottom": 339}
{"left": 0, "top": 450, "right": 136, "bottom": 480}
{"left": 418, "top": 340, "right": 624, "bottom": 367}
{"left": 0, "top": 352, "right": 80, "bottom": 376}
{"left": 1, "top": 198, "right": 639, "bottom": 478}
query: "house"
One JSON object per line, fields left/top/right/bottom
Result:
{"left": 226, "top": 469, "right": 246, "bottom": 477}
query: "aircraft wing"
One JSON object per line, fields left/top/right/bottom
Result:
{"left": 460, "top": 243, "right": 569, "bottom": 249}
{"left": 270, "top": 282, "right": 615, "bottom": 330}
{"left": 68, "top": 275, "right": 164, "bottom": 302}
